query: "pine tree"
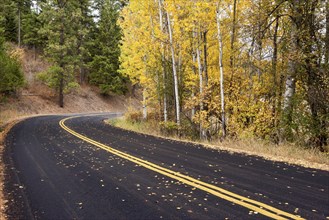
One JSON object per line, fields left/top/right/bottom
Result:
{"left": 72, "top": 0, "right": 94, "bottom": 84}
{"left": 0, "top": 14, "right": 5, "bottom": 48}
{"left": 0, "top": 28, "right": 24, "bottom": 95}
{"left": 38, "top": 0, "right": 82, "bottom": 107}
{"left": 22, "top": 7, "right": 45, "bottom": 58}
{"left": 0, "top": 0, "right": 31, "bottom": 44}
{"left": 0, "top": 0, "right": 18, "bottom": 42}
{"left": 0, "top": 7, "right": 24, "bottom": 96}
{"left": 89, "top": 0, "right": 127, "bottom": 95}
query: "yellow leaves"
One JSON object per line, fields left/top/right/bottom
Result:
{"left": 119, "top": 0, "right": 285, "bottom": 140}
{"left": 193, "top": 110, "right": 211, "bottom": 129}
{"left": 9, "top": 47, "right": 24, "bottom": 61}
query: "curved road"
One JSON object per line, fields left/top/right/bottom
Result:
{"left": 3, "top": 114, "right": 329, "bottom": 219}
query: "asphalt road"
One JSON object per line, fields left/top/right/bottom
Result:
{"left": 3, "top": 114, "right": 329, "bottom": 219}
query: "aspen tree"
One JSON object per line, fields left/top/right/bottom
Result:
{"left": 116, "top": 0, "right": 328, "bottom": 146}
{"left": 167, "top": 12, "right": 180, "bottom": 126}
{"left": 191, "top": 30, "right": 197, "bottom": 119}
{"left": 272, "top": 16, "right": 279, "bottom": 127}
{"left": 216, "top": 3, "right": 227, "bottom": 137}
{"left": 157, "top": 0, "right": 168, "bottom": 122}
{"left": 282, "top": 0, "right": 300, "bottom": 139}
{"left": 230, "top": 0, "right": 237, "bottom": 69}
{"left": 203, "top": 31, "right": 208, "bottom": 86}
{"left": 196, "top": 30, "right": 204, "bottom": 138}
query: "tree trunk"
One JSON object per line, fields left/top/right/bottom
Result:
{"left": 282, "top": 75, "right": 295, "bottom": 116}
{"left": 143, "top": 88, "right": 147, "bottom": 120}
{"left": 305, "top": 2, "right": 327, "bottom": 148}
{"left": 59, "top": 72, "right": 64, "bottom": 108}
{"left": 191, "top": 30, "right": 197, "bottom": 119}
{"left": 325, "top": 1, "right": 329, "bottom": 64}
{"left": 283, "top": 16, "right": 298, "bottom": 115}
{"left": 256, "top": 0, "right": 263, "bottom": 79}
{"left": 282, "top": 1, "right": 301, "bottom": 139}
{"left": 79, "top": 66, "right": 85, "bottom": 84}
{"left": 282, "top": 51, "right": 297, "bottom": 141}
{"left": 59, "top": 13, "right": 65, "bottom": 108}
{"left": 191, "top": 43, "right": 196, "bottom": 119}
{"left": 196, "top": 32, "right": 204, "bottom": 139}
{"left": 167, "top": 13, "right": 180, "bottom": 126}
{"left": 158, "top": 0, "right": 167, "bottom": 122}
{"left": 163, "top": 72, "right": 168, "bottom": 122}
{"left": 203, "top": 31, "right": 208, "bottom": 87}
{"left": 228, "top": 0, "right": 237, "bottom": 90}
{"left": 230, "top": 0, "right": 237, "bottom": 69}
{"left": 149, "top": 11, "right": 162, "bottom": 120}
{"left": 272, "top": 17, "right": 279, "bottom": 128}
{"left": 18, "top": 8, "right": 21, "bottom": 47}
{"left": 33, "top": 45, "right": 36, "bottom": 61}
{"left": 216, "top": 4, "right": 227, "bottom": 138}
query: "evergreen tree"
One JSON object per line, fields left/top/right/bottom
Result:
{"left": 0, "top": 50, "right": 24, "bottom": 95}
{"left": 38, "top": 0, "right": 82, "bottom": 107}
{"left": 89, "top": 0, "right": 127, "bottom": 95}
{"left": 0, "top": 0, "right": 18, "bottom": 42}
{"left": 0, "top": 14, "right": 5, "bottom": 48}
{"left": 73, "top": 0, "right": 94, "bottom": 84}
{"left": 22, "top": 7, "right": 44, "bottom": 50}
{"left": 0, "top": 8, "right": 24, "bottom": 96}
{"left": 0, "top": 26, "right": 24, "bottom": 95}
{"left": 0, "top": 0, "right": 31, "bottom": 44}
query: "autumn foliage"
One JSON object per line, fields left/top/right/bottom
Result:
{"left": 119, "top": 0, "right": 329, "bottom": 149}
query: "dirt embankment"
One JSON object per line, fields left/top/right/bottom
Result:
{"left": 1, "top": 47, "right": 140, "bottom": 119}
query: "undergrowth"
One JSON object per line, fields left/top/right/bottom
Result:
{"left": 108, "top": 111, "right": 329, "bottom": 171}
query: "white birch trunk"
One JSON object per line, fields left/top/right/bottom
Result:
{"left": 196, "top": 40, "right": 203, "bottom": 112}
{"left": 158, "top": 0, "right": 167, "bottom": 122}
{"left": 191, "top": 50, "right": 196, "bottom": 118}
{"left": 167, "top": 13, "right": 180, "bottom": 125}
{"left": 196, "top": 34, "right": 204, "bottom": 138}
{"left": 283, "top": 16, "right": 297, "bottom": 114}
{"left": 283, "top": 75, "right": 295, "bottom": 111}
{"left": 216, "top": 5, "right": 227, "bottom": 137}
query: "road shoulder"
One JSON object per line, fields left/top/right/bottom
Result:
{"left": 0, "top": 119, "right": 23, "bottom": 219}
{"left": 106, "top": 119, "right": 329, "bottom": 171}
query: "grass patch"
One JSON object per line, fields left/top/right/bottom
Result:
{"left": 107, "top": 117, "right": 329, "bottom": 171}
{"left": 0, "top": 106, "right": 25, "bottom": 220}
{"left": 0, "top": 106, "right": 25, "bottom": 128}
{"left": 108, "top": 117, "right": 161, "bottom": 137}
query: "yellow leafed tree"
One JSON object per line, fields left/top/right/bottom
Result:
{"left": 119, "top": 0, "right": 329, "bottom": 148}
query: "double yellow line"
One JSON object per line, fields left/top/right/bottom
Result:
{"left": 60, "top": 116, "right": 304, "bottom": 220}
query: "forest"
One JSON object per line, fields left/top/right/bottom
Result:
{"left": 0, "top": 0, "right": 328, "bottom": 149}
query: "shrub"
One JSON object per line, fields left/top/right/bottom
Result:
{"left": 160, "top": 121, "right": 180, "bottom": 136}
{"left": 125, "top": 110, "right": 143, "bottom": 124}
{"left": 0, "top": 49, "right": 24, "bottom": 95}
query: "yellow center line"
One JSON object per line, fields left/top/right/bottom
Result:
{"left": 59, "top": 116, "right": 304, "bottom": 220}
